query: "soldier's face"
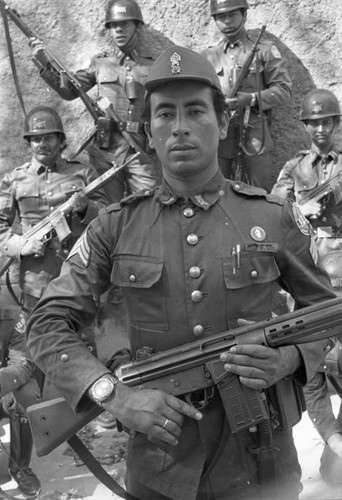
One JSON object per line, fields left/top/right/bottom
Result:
{"left": 146, "top": 81, "right": 228, "bottom": 179}
{"left": 304, "top": 117, "right": 337, "bottom": 148}
{"left": 29, "top": 133, "right": 62, "bottom": 165}
{"left": 215, "top": 9, "right": 245, "bottom": 36}
{"left": 108, "top": 20, "right": 137, "bottom": 48}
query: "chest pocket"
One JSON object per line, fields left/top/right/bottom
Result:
{"left": 111, "top": 256, "right": 168, "bottom": 330}
{"left": 97, "top": 66, "right": 120, "bottom": 85}
{"left": 16, "top": 183, "right": 39, "bottom": 200}
{"left": 61, "top": 180, "right": 85, "bottom": 195}
{"left": 223, "top": 252, "right": 280, "bottom": 321}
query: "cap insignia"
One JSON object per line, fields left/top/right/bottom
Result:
{"left": 170, "top": 52, "right": 181, "bottom": 74}
{"left": 310, "top": 102, "right": 323, "bottom": 115}
{"left": 32, "top": 118, "right": 47, "bottom": 130}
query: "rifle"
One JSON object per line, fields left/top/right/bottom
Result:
{"left": 0, "top": 0, "right": 102, "bottom": 123}
{"left": 27, "top": 296, "right": 342, "bottom": 457}
{"left": 299, "top": 169, "right": 342, "bottom": 207}
{"left": 0, "top": 153, "right": 140, "bottom": 279}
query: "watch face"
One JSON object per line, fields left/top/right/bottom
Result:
{"left": 93, "top": 378, "right": 115, "bottom": 401}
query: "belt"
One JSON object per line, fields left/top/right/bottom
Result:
{"left": 115, "top": 120, "right": 145, "bottom": 134}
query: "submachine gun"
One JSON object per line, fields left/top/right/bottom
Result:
{"left": 27, "top": 297, "right": 342, "bottom": 457}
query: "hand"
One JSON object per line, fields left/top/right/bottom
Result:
{"left": 327, "top": 433, "right": 342, "bottom": 459}
{"left": 299, "top": 199, "right": 322, "bottom": 218}
{"left": 69, "top": 192, "right": 89, "bottom": 215}
{"left": 225, "top": 92, "right": 252, "bottom": 112}
{"left": 20, "top": 238, "right": 46, "bottom": 257}
{"left": 219, "top": 318, "right": 301, "bottom": 390}
{"left": 29, "top": 37, "right": 45, "bottom": 54}
{"left": 103, "top": 384, "right": 203, "bottom": 446}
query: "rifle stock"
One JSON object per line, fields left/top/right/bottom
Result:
{"left": 27, "top": 297, "right": 342, "bottom": 456}
{"left": 0, "top": 153, "right": 139, "bottom": 279}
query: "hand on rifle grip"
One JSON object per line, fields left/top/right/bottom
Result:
{"left": 29, "top": 37, "right": 45, "bottom": 55}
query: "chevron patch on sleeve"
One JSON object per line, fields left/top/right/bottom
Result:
{"left": 66, "top": 230, "right": 91, "bottom": 267}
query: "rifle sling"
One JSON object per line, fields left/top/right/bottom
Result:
{"left": 0, "top": 2, "right": 27, "bottom": 116}
{"left": 67, "top": 434, "right": 139, "bottom": 500}
{"left": 5, "top": 270, "right": 23, "bottom": 308}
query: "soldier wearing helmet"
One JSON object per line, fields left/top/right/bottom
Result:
{"left": 0, "top": 106, "right": 107, "bottom": 496}
{"left": 27, "top": 47, "right": 336, "bottom": 500}
{"left": 272, "top": 88, "right": 342, "bottom": 263}
{"left": 29, "top": 0, "right": 162, "bottom": 204}
{"left": 202, "top": 0, "right": 292, "bottom": 192}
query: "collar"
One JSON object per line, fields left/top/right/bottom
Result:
{"left": 156, "top": 171, "right": 227, "bottom": 210}
{"left": 223, "top": 30, "right": 248, "bottom": 53}
{"left": 31, "top": 156, "right": 62, "bottom": 175}
{"left": 309, "top": 145, "right": 339, "bottom": 166}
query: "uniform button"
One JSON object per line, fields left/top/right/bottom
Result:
{"left": 13, "top": 378, "right": 18, "bottom": 384}
{"left": 189, "top": 266, "right": 201, "bottom": 278}
{"left": 250, "top": 270, "right": 258, "bottom": 279}
{"left": 50, "top": 206, "right": 54, "bottom": 211}
{"left": 47, "top": 192, "right": 52, "bottom": 196}
{"left": 187, "top": 234, "right": 199, "bottom": 245}
{"left": 191, "top": 290, "right": 203, "bottom": 302}
{"left": 183, "top": 207, "right": 195, "bottom": 218}
{"left": 323, "top": 364, "right": 327, "bottom": 370}
{"left": 129, "top": 274, "right": 136, "bottom": 282}
{"left": 234, "top": 183, "right": 241, "bottom": 190}
{"left": 219, "top": 190, "right": 224, "bottom": 196}
{"left": 193, "top": 325, "right": 205, "bottom": 336}
{"left": 61, "top": 353, "right": 69, "bottom": 362}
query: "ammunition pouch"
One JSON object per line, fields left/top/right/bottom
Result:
{"left": 95, "top": 117, "right": 145, "bottom": 149}
{"left": 266, "top": 377, "right": 306, "bottom": 430}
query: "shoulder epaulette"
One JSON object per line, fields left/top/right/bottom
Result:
{"left": 295, "top": 150, "right": 310, "bottom": 158}
{"left": 120, "top": 188, "right": 154, "bottom": 205}
{"left": 231, "top": 181, "right": 283, "bottom": 206}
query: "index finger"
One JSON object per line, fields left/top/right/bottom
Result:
{"left": 166, "top": 394, "right": 203, "bottom": 421}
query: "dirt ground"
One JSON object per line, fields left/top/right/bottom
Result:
{"left": 0, "top": 398, "right": 341, "bottom": 500}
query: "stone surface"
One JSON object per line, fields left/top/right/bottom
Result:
{"left": 0, "top": 0, "right": 342, "bottom": 182}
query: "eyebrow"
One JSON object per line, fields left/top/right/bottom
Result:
{"left": 153, "top": 98, "right": 210, "bottom": 112}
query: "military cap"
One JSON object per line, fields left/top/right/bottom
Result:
{"left": 144, "top": 45, "right": 222, "bottom": 93}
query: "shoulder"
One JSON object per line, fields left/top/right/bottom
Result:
{"left": 229, "top": 181, "right": 284, "bottom": 206}
{"left": 283, "top": 151, "right": 310, "bottom": 171}
{"left": 246, "top": 30, "right": 282, "bottom": 59}
{"left": 100, "top": 188, "right": 155, "bottom": 215}
{"left": 2, "top": 162, "right": 30, "bottom": 183}
{"left": 202, "top": 39, "right": 225, "bottom": 55}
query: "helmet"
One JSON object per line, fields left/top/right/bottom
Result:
{"left": 23, "top": 106, "right": 65, "bottom": 140}
{"left": 145, "top": 45, "right": 222, "bottom": 93}
{"left": 320, "top": 251, "right": 342, "bottom": 296}
{"left": 210, "top": 0, "right": 249, "bottom": 16}
{"left": 299, "top": 89, "right": 342, "bottom": 121}
{"left": 105, "top": 0, "right": 144, "bottom": 28}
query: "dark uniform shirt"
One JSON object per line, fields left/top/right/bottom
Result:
{"left": 27, "top": 171, "right": 335, "bottom": 500}
{"left": 0, "top": 156, "right": 106, "bottom": 299}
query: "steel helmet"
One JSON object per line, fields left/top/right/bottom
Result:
{"left": 105, "top": 0, "right": 144, "bottom": 28}
{"left": 299, "top": 89, "right": 342, "bottom": 121}
{"left": 210, "top": 0, "right": 249, "bottom": 16}
{"left": 23, "top": 106, "right": 65, "bottom": 140}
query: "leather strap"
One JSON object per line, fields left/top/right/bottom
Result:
{"left": 0, "top": 2, "right": 27, "bottom": 116}
{"left": 67, "top": 434, "right": 139, "bottom": 500}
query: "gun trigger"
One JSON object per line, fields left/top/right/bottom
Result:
{"left": 60, "top": 71, "right": 69, "bottom": 90}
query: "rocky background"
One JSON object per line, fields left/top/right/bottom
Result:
{"left": 1, "top": 0, "right": 342, "bottom": 182}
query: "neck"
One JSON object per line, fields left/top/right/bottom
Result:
{"left": 121, "top": 31, "right": 138, "bottom": 54}
{"left": 312, "top": 140, "right": 334, "bottom": 157}
{"left": 163, "top": 164, "right": 219, "bottom": 197}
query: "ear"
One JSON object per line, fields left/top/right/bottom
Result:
{"left": 144, "top": 122, "right": 155, "bottom": 149}
{"left": 218, "top": 111, "right": 229, "bottom": 141}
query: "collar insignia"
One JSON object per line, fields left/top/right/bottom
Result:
{"left": 170, "top": 52, "right": 181, "bottom": 74}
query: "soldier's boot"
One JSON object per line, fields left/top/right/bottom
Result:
{"left": 8, "top": 412, "right": 41, "bottom": 497}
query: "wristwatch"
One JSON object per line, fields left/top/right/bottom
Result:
{"left": 88, "top": 374, "right": 118, "bottom": 406}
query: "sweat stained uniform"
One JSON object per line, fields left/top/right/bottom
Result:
{"left": 27, "top": 171, "right": 335, "bottom": 500}
{"left": 37, "top": 46, "right": 160, "bottom": 202}
{"left": 202, "top": 30, "right": 292, "bottom": 192}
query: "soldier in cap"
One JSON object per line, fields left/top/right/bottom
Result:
{"left": 29, "top": 0, "right": 161, "bottom": 203}
{"left": 202, "top": 0, "right": 292, "bottom": 192}
{"left": 27, "top": 47, "right": 336, "bottom": 500}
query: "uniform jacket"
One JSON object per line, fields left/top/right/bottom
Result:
{"left": 39, "top": 44, "right": 155, "bottom": 155}
{"left": 0, "top": 156, "right": 107, "bottom": 299}
{"left": 304, "top": 342, "right": 342, "bottom": 443}
{"left": 27, "top": 171, "right": 335, "bottom": 499}
{"left": 202, "top": 30, "right": 292, "bottom": 157}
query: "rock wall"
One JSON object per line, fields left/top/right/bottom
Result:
{"left": 0, "top": 0, "right": 342, "bottom": 180}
